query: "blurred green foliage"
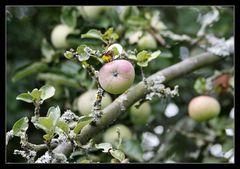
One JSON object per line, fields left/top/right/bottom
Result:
{"left": 6, "top": 6, "right": 234, "bottom": 163}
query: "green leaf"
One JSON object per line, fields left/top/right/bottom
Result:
{"left": 119, "top": 6, "right": 139, "bottom": 22}
{"left": 80, "top": 159, "right": 91, "bottom": 163}
{"left": 110, "top": 149, "right": 125, "bottom": 162}
{"left": 73, "top": 116, "right": 93, "bottom": 134}
{"left": 12, "top": 62, "right": 48, "bottom": 82}
{"left": 57, "top": 120, "right": 69, "bottom": 134}
{"left": 102, "top": 27, "right": 119, "bottom": 41}
{"left": 81, "top": 29, "right": 103, "bottom": 41}
{"left": 12, "top": 117, "right": 29, "bottom": 137}
{"left": 43, "top": 132, "right": 54, "bottom": 141}
{"left": 194, "top": 77, "right": 206, "bottom": 94}
{"left": 61, "top": 6, "right": 77, "bottom": 28}
{"left": 150, "top": 50, "right": 161, "bottom": 61}
{"left": 64, "top": 51, "right": 74, "bottom": 59}
{"left": 39, "top": 85, "right": 55, "bottom": 101}
{"left": 127, "top": 16, "right": 149, "bottom": 28}
{"left": 136, "top": 50, "right": 161, "bottom": 67}
{"left": 41, "top": 38, "right": 55, "bottom": 63}
{"left": 37, "top": 73, "right": 81, "bottom": 89}
{"left": 35, "top": 117, "right": 53, "bottom": 132}
{"left": 95, "top": 143, "right": 113, "bottom": 153}
{"left": 137, "top": 50, "right": 151, "bottom": 62}
{"left": 76, "top": 45, "right": 91, "bottom": 61}
{"left": 30, "top": 88, "right": 42, "bottom": 101}
{"left": 60, "top": 60, "right": 81, "bottom": 76}
{"left": 16, "top": 93, "right": 33, "bottom": 103}
{"left": 121, "top": 139, "right": 144, "bottom": 162}
{"left": 47, "top": 106, "right": 61, "bottom": 126}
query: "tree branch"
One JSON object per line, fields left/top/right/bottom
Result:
{"left": 42, "top": 52, "right": 225, "bottom": 161}
{"left": 77, "top": 52, "right": 224, "bottom": 144}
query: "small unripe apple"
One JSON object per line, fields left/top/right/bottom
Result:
{"left": 98, "top": 59, "right": 135, "bottom": 94}
{"left": 77, "top": 6, "right": 111, "bottom": 21}
{"left": 77, "top": 89, "right": 112, "bottom": 115}
{"left": 51, "top": 24, "right": 74, "bottom": 48}
{"left": 103, "top": 124, "right": 132, "bottom": 147}
{"left": 130, "top": 102, "right": 151, "bottom": 125}
{"left": 188, "top": 96, "right": 221, "bottom": 122}
{"left": 137, "top": 33, "right": 157, "bottom": 50}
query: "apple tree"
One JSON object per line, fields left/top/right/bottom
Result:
{"left": 6, "top": 6, "right": 234, "bottom": 163}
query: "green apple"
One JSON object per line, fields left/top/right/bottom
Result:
{"left": 137, "top": 33, "right": 157, "bottom": 50}
{"left": 103, "top": 124, "right": 132, "bottom": 147}
{"left": 188, "top": 96, "right": 221, "bottom": 122}
{"left": 77, "top": 6, "right": 111, "bottom": 21}
{"left": 77, "top": 89, "right": 112, "bottom": 115}
{"left": 130, "top": 102, "right": 151, "bottom": 125}
{"left": 98, "top": 59, "right": 135, "bottom": 94}
{"left": 50, "top": 24, "right": 74, "bottom": 48}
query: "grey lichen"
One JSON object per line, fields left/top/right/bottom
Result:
{"left": 35, "top": 151, "right": 53, "bottom": 163}
{"left": 205, "top": 35, "right": 234, "bottom": 57}
{"left": 91, "top": 87, "right": 104, "bottom": 120}
{"left": 6, "top": 130, "right": 13, "bottom": 145}
{"left": 117, "top": 94, "right": 128, "bottom": 112}
{"left": 197, "top": 7, "right": 219, "bottom": 37}
{"left": 60, "top": 110, "right": 80, "bottom": 124}
{"left": 145, "top": 76, "right": 179, "bottom": 100}
{"left": 14, "top": 149, "right": 37, "bottom": 163}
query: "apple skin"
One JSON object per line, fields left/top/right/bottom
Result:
{"left": 188, "top": 96, "right": 221, "bottom": 122}
{"left": 98, "top": 59, "right": 135, "bottom": 94}
{"left": 51, "top": 24, "right": 74, "bottom": 48}
{"left": 130, "top": 102, "right": 151, "bottom": 125}
{"left": 77, "top": 89, "right": 112, "bottom": 116}
{"left": 137, "top": 33, "right": 157, "bottom": 50}
{"left": 103, "top": 124, "right": 132, "bottom": 147}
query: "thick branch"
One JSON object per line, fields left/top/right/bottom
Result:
{"left": 77, "top": 52, "right": 223, "bottom": 144}
{"left": 49, "top": 52, "right": 225, "bottom": 159}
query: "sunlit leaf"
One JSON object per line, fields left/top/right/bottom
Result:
{"left": 136, "top": 50, "right": 161, "bottom": 67}
{"left": 16, "top": 93, "right": 33, "bottom": 103}
{"left": 47, "top": 106, "right": 61, "bottom": 126}
{"left": 57, "top": 120, "right": 69, "bottom": 134}
{"left": 12, "top": 117, "right": 29, "bottom": 137}
{"left": 39, "top": 85, "right": 55, "bottom": 101}
{"left": 30, "top": 88, "right": 42, "bottom": 101}
{"left": 35, "top": 117, "right": 53, "bottom": 132}
{"left": 43, "top": 132, "right": 54, "bottom": 141}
